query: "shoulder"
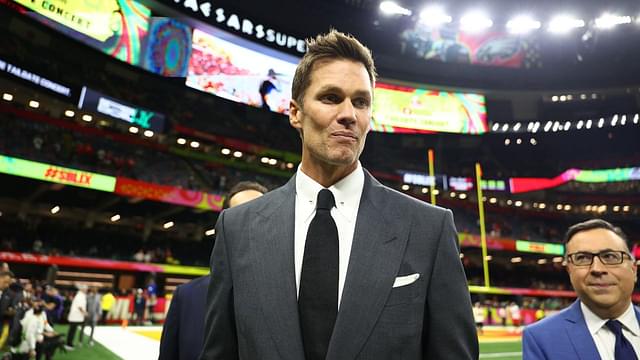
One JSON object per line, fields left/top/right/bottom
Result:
{"left": 175, "top": 275, "right": 210, "bottom": 297}
{"left": 524, "top": 306, "right": 571, "bottom": 337}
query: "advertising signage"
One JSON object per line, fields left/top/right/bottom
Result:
{"left": 0, "top": 155, "right": 116, "bottom": 192}
{"left": 371, "top": 82, "right": 488, "bottom": 134}
{"left": 160, "top": 0, "right": 307, "bottom": 54}
{"left": 0, "top": 57, "right": 71, "bottom": 97}
{"left": 78, "top": 87, "right": 165, "bottom": 132}
{"left": 515, "top": 240, "right": 564, "bottom": 256}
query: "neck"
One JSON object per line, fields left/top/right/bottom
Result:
{"left": 584, "top": 299, "right": 631, "bottom": 320}
{"left": 300, "top": 160, "right": 357, "bottom": 188}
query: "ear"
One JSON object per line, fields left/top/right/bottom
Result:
{"left": 289, "top": 99, "right": 302, "bottom": 131}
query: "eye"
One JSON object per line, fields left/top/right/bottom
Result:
{"left": 573, "top": 253, "right": 592, "bottom": 263}
{"left": 352, "top": 97, "right": 371, "bottom": 109}
{"left": 320, "top": 94, "right": 341, "bottom": 103}
{"left": 600, "top": 251, "right": 621, "bottom": 262}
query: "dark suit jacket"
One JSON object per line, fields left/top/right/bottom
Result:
{"left": 523, "top": 300, "right": 640, "bottom": 360}
{"left": 200, "top": 171, "right": 478, "bottom": 360}
{"left": 159, "top": 275, "right": 209, "bottom": 360}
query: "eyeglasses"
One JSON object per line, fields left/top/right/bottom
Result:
{"left": 566, "top": 250, "right": 634, "bottom": 266}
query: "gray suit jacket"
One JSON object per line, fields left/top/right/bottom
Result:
{"left": 200, "top": 171, "right": 478, "bottom": 360}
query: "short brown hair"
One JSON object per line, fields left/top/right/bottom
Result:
{"left": 564, "top": 219, "right": 632, "bottom": 253}
{"left": 222, "top": 181, "right": 268, "bottom": 209}
{"left": 291, "top": 29, "right": 376, "bottom": 107}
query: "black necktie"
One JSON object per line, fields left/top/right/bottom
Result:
{"left": 606, "top": 320, "right": 638, "bottom": 360}
{"left": 299, "top": 189, "right": 339, "bottom": 360}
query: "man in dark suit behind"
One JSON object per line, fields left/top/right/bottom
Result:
{"left": 199, "top": 29, "right": 477, "bottom": 360}
{"left": 158, "top": 181, "right": 267, "bottom": 360}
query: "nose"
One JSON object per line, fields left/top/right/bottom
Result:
{"left": 336, "top": 99, "right": 357, "bottom": 126}
{"left": 589, "top": 256, "right": 608, "bottom": 274}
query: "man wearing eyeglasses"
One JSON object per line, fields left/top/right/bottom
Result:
{"left": 523, "top": 219, "right": 639, "bottom": 360}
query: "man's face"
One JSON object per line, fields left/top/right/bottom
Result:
{"left": 566, "top": 228, "right": 637, "bottom": 317}
{"left": 228, "top": 189, "right": 263, "bottom": 208}
{"left": 289, "top": 59, "right": 372, "bottom": 171}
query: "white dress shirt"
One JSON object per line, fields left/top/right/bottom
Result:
{"left": 581, "top": 302, "right": 640, "bottom": 360}
{"left": 294, "top": 163, "right": 365, "bottom": 309}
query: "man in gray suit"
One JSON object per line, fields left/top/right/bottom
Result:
{"left": 200, "top": 30, "right": 478, "bottom": 360}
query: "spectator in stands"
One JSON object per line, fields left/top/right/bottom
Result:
{"left": 79, "top": 287, "right": 101, "bottom": 346}
{"left": 473, "top": 302, "right": 486, "bottom": 335}
{"left": 133, "top": 288, "right": 146, "bottom": 326}
{"left": 0, "top": 271, "right": 14, "bottom": 349}
{"left": 11, "top": 298, "right": 59, "bottom": 360}
{"left": 65, "top": 284, "right": 87, "bottom": 350}
{"left": 159, "top": 181, "right": 267, "bottom": 360}
{"left": 523, "top": 219, "right": 639, "bottom": 359}
{"left": 42, "top": 285, "right": 63, "bottom": 325}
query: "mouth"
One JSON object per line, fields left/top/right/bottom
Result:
{"left": 330, "top": 131, "right": 358, "bottom": 142}
{"left": 588, "top": 283, "right": 615, "bottom": 290}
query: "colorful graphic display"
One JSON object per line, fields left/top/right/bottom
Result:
{"left": 114, "top": 177, "right": 224, "bottom": 212}
{"left": 78, "top": 87, "right": 165, "bottom": 132}
{"left": 400, "top": 23, "right": 541, "bottom": 68}
{"left": 509, "top": 167, "right": 640, "bottom": 193}
{"left": 15, "top": 0, "right": 151, "bottom": 67}
{"left": 186, "top": 28, "right": 298, "bottom": 114}
{"left": 0, "top": 155, "right": 116, "bottom": 192}
{"left": 371, "top": 82, "right": 488, "bottom": 134}
{"left": 141, "top": 17, "right": 192, "bottom": 77}
{"left": 515, "top": 240, "right": 564, "bottom": 255}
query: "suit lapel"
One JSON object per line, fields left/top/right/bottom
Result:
{"left": 326, "top": 172, "right": 409, "bottom": 360}
{"left": 250, "top": 177, "right": 305, "bottom": 360}
{"left": 564, "top": 301, "right": 601, "bottom": 360}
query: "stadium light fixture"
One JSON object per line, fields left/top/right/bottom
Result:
{"left": 537, "top": 259, "right": 548, "bottom": 265}
{"left": 163, "top": 221, "right": 175, "bottom": 229}
{"left": 489, "top": 197, "right": 497, "bottom": 204}
{"left": 459, "top": 193, "right": 467, "bottom": 200}
{"left": 564, "top": 204, "right": 571, "bottom": 211}
{"left": 419, "top": 5, "right": 452, "bottom": 26}
{"left": 64, "top": 110, "right": 75, "bottom": 117}
{"left": 548, "top": 15, "right": 585, "bottom": 34}
{"left": 506, "top": 15, "right": 541, "bottom": 34}
{"left": 28, "top": 100, "right": 40, "bottom": 108}
{"left": 268, "top": 158, "right": 278, "bottom": 165}
{"left": 190, "top": 141, "right": 200, "bottom": 148}
{"left": 634, "top": 114, "right": 639, "bottom": 124}
{"left": 513, "top": 123, "right": 522, "bottom": 131}
{"left": 621, "top": 115, "right": 627, "bottom": 125}
{"left": 514, "top": 200, "right": 523, "bottom": 207}
{"left": 586, "top": 119, "right": 593, "bottom": 129}
{"left": 564, "top": 121, "right": 571, "bottom": 131}
{"left": 177, "top": 138, "right": 187, "bottom": 145}
{"left": 506, "top": 199, "right": 513, "bottom": 205}
{"left": 623, "top": 205, "right": 630, "bottom": 212}
{"left": 492, "top": 123, "right": 500, "bottom": 131}
{"left": 510, "top": 257, "right": 523, "bottom": 263}
{"left": 2, "top": 93, "right": 12, "bottom": 101}
{"left": 379, "top": 1, "right": 412, "bottom": 16}
{"left": 580, "top": 94, "right": 587, "bottom": 100}
{"left": 401, "top": 184, "right": 410, "bottom": 191}
{"left": 530, "top": 138, "right": 537, "bottom": 145}
{"left": 567, "top": 95, "right": 573, "bottom": 101}
{"left": 501, "top": 123, "right": 509, "bottom": 132}
{"left": 543, "top": 121, "right": 552, "bottom": 132}
{"left": 485, "top": 255, "right": 493, "bottom": 261}
{"left": 128, "top": 126, "right": 139, "bottom": 134}
{"left": 459, "top": 253, "right": 464, "bottom": 259}
{"left": 613, "top": 205, "right": 620, "bottom": 212}
{"left": 552, "top": 122, "right": 561, "bottom": 132}
{"left": 432, "top": 189, "right": 440, "bottom": 195}
{"left": 233, "top": 151, "right": 243, "bottom": 158}
{"left": 595, "top": 14, "right": 632, "bottom": 29}
{"left": 559, "top": 95, "right": 567, "bottom": 102}
{"left": 611, "top": 114, "right": 618, "bottom": 126}
{"left": 516, "top": 138, "right": 522, "bottom": 144}
{"left": 260, "top": 157, "right": 270, "bottom": 164}
{"left": 597, "top": 118, "right": 604, "bottom": 128}
{"left": 421, "top": 187, "right": 429, "bottom": 194}
{"left": 504, "top": 138, "right": 511, "bottom": 146}
{"left": 143, "top": 130, "right": 154, "bottom": 138}
{"left": 110, "top": 214, "right": 121, "bottom": 222}
{"left": 538, "top": 203, "right": 546, "bottom": 209}
{"left": 81, "top": 114, "right": 92, "bottom": 122}
{"left": 205, "top": 228, "right": 216, "bottom": 236}
{"left": 449, "top": 191, "right": 457, "bottom": 198}
{"left": 556, "top": 204, "right": 563, "bottom": 210}
{"left": 221, "top": 148, "right": 231, "bottom": 155}
{"left": 551, "top": 95, "right": 558, "bottom": 102}
{"left": 460, "top": 11, "right": 493, "bottom": 33}
{"left": 576, "top": 120, "right": 584, "bottom": 129}
{"left": 50, "top": 206, "right": 60, "bottom": 214}
{"left": 552, "top": 256, "right": 564, "bottom": 263}
{"left": 286, "top": 162, "right": 295, "bottom": 169}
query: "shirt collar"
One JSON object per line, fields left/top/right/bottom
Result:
{"left": 581, "top": 301, "right": 640, "bottom": 336}
{"left": 296, "top": 162, "right": 364, "bottom": 223}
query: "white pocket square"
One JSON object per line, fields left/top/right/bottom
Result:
{"left": 392, "top": 273, "right": 420, "bottom": 288}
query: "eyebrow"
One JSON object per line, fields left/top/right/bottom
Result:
{"left": 316, "top": 85, "right": 371, "bottom": 98}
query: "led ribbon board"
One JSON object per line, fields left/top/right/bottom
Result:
{"left": 371, "top": 82, "right": 488, "bottom": 134}
{"left": 78, "top": 87, "right": 165, "bottom": 132}
{"left": 0, "top": 57, "right": 71, "bottom": 97}
{"left": 0, "top": 155, "right": 116, "bottom": 192}
{"left": 515, "top": 240, "right": 564, "bottom": 255}
{"left": 510, "top": 167, "right": 640, "bottom": 193}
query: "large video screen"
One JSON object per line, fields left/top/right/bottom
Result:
{"left": 186, "top": 28, "right": 299, "bottom": 114}
{"left": 371, "top": 82, "right": 488, "bottom": 134}
{"left": 14, "top": 0, "right": 151, "bottom": 67}
{"left": 400, "top": 23, "right": 540, "bottom": 68}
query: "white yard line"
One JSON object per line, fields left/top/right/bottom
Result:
{"left": 90, "top": 326, "right": 162, "bottom": 360}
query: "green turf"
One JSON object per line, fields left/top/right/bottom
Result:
{"left": 480, "top": 340, "right": 522, "bottom": 359}
{"left": 51, "top": 324, "right": 121, "bottom": 360}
